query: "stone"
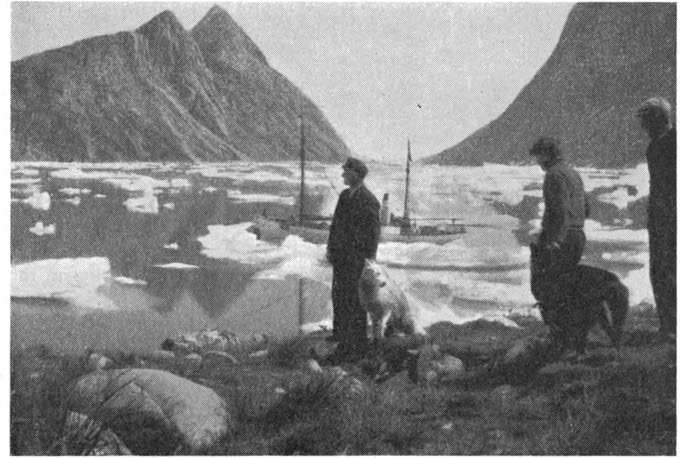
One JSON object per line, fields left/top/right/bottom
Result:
{"left": 88, "top": 353, "right": 113, "bottom": 371}
{"left": 172, "top": 342, "right": 192, "bottom": 356}
{"left": 250, "top": 333, "right": 267, "bottom": 344}
{"left": 310, "top": 340, "right": 335, "bottom": 360}
{"left": 64, "top": 411, "right": 132, "bottom": 455}
{"left": 433, "top": 355, "right": 465, "bottom": 381}
{"left": 184, "top": 353, "right": 202, "bottom": 361}
{"left": 70, "top": 369, "right": 231, "bottom": 452}
{"left": 490, "top": 384, "right": 520, "bottom": 406}
{"left": 306, "top": 359, "right": 323, "bottom": 375}
{"left": 203, "top": 351, "right": 238, "bottom": 365}
{"left": 325, "top": 366, "right": 366, "bottom": 399}
{"left": 249, "top": 349, "right": 269, "bottom": 359}
{"left": 502, "top": 335, "right": 559, "bottom": 373}
{"left": 149, "top": 350, "right": 176, "bottom": 361}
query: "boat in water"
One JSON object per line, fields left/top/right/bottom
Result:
{"left": 248, "top": 121, "right": 465, "bottom": 245}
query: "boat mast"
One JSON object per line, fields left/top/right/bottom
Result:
{"left": 404, "top": 138, "right": 411, "bottom": 220}
{"left": 299, "top": 115, "right": 306, "bottom": 225}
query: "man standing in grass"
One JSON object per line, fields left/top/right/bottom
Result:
{"left": 636, "top": 97, "right": 676, "bottom": 342}
{"left": 529, "top": 137, "right": 589, "bottom": 299}
{"left": 326, "top": 158, "right": 381, "bottom": 363}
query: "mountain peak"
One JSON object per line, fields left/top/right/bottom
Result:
{"left": 192, "top": 5, "right": 268, "bottom": 67}
{"left": 137, "top": 10, "right": 185, "bottom": 36}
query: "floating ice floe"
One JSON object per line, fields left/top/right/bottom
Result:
{"left": 582, "top": 163, "right": 649, "bottom": 198}
{"left": 596, "top": 186, "right": 641, "bottom": 210}
{"left": 169, "top": 178, "right": 191, "bottom": 188}
{"left": 124, "top": 189, "right": 159, "bottom": 214}
{"left": 12, "top": 178, "right": 41, "bottom": 185}
{"left": 162, "top": 202, "right": 175, "bottom": 210}
{"left": 601, "top": 250, "right": 647, "bottom": 264}
{"left": 227, "top": 190, "right": 295, "bottom": 205}
{"left": 50, "top": 168, "right": 125, "bottom": 181}
{"left": 585, "top": 220, "right": 648, "bottom": 244}
{"left": 28, "top": 221, "right": 55, "bottom": 236}
{"left": 64, "top": 196, "right": 81, "bottom": 206}
{"left": 203, "top": 186, "right": 217, "bottom": 193}
{"left": 163, "top": 243, "right": 179, "bottom": 250}
{"left": 104, "top": 175, "right": 166, "bottom": 193}
{"left": 59, "top": 187, "right": 91, "bottom": 196}
{"left": 113, "top": 276, "right": 148, "bottom": 286}
{"left": 11, "top": 257, "right": 116, "bottom": 310}
{"left": 94, "top": 194, "right": 107, "bottom": 199}
{"left": 23, "top": 192, "right": 51, "bottom": 211}
{"left": 152, "top": 262, "right": 200, "bottom": 269}
{"left": 12, "top": 168, "right": 39, "bottom": 176}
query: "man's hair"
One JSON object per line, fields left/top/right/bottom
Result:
{"left": 529, "top": 137, "right": 562, "bottom": 160}
{"left": 636, "top": 97, "right": 673, "bottom": 124}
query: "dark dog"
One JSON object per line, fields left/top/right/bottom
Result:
{"left": 530, "top": 243, "right": 629, "bottom": 354}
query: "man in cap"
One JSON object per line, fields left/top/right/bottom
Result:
{"left": 326, "top": 157, "right": 381, "bottom": 362}
{"left": 636, "top": 97, "right": 676, "bottom": 341}
{"left": 529, "top": 137, "right": 589, "bottom": 300}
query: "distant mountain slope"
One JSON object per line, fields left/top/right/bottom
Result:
{"left": 425, "top": 3, "right": 676, "bottom": 167}
{"left": 11, "top": 6, "right": 351, "bottom": 162}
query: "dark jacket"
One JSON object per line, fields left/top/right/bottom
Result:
{"left": 327, "top": 185, "right": 381, "bottom": 265}
{"left": 540, "top": 159, "right": 589, "bottom": 245}
{"left": 646, "top": 127, "right": 676, "bottom": 226}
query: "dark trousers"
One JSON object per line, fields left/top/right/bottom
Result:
{"left": 531, "top": 229, "right": 586, "bottom": 302}
{"left": 331, "top": 260, "right": 368, "bottom": 356}
{"left": 649, "top": 220, "right": 676, "bottom": 333}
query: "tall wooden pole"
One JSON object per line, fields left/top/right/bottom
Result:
{"left": 298, "top": 277, "right": 304, "bottom": 334}
{"left": 404, "top": 138, "right": 411, "bottom": 220}
{"left": 299, "top": 115, "right": 306, "bottom": 226}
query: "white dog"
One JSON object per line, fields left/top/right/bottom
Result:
{"left": 358, "top": 259, "right": 418, "bottom": 341}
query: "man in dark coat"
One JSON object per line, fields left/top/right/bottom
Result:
{"left": 636, "top": 97, "right": 676, "bottom": 340}
{"left": 326, "top": 158, "right": 381, "bottom": 362}
{"left": 529, "top": 137, "right": 589, "bottom": 301}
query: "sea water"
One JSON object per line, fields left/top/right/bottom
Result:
{"left": 10, "top": 161, "right": 652, "bottom": 353}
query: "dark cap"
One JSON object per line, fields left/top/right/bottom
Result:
{"left": 636, "top": 96, "right": 672, "bottom": 121}
{"left": 342, "top": 157, "right": 369, "bottom": 178}
{"left": 529, "top": 137, "right": 562, "bottom": 159}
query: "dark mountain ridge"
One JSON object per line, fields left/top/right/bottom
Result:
{"left": 425, "top": 3, "right": 676, "bottom": 167}
{"left": 11, "top": 6, "right": 351, "bottom": 162}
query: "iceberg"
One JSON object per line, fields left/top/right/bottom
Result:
{"left": 11, "top": 257, "right": 116, "bottom": 310}
{"left": 23, "top": 192, "right": 51, "bottom": 211}
{"left": 28, "top": 221, "right": 56, "bottom": 236}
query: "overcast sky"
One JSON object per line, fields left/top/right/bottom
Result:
{"left": 11, "top": 2, "right": 574, "bottom": 161}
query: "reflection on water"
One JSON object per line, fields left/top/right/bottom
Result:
{"left": 11, "top": 162, "right": 653, "bottom": 353}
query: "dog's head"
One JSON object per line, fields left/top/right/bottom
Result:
{"left": 361, "top": 259, "right": 387, "bottom": 289}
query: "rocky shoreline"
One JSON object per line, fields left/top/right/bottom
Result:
{"left": 10, "top": 307, "right": 675, "bottom": 455}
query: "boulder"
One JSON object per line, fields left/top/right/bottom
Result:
{"left": 64, "top": 411, "right": 132, "bottom": 455}
{"left": 305, "top": 359, "right": 323, "bottom": 375}
{"left": 249, "top": 333, "right": 268, "bottom": 345}
{"left": 433, "top": 355, "right": 465, "bottom": 381}
{"left": 149, "top": 350, "right": 176, "bottom": 361}
{"left": 70, "top": 369, "right": 231, "bottom": 453}
{"left": 310, "top": 340, "right": 335, "bottom": 360}
{"left": 203, "top": 351, "right": 238, "bottom": 365}
{"left": 172, "top": 342, "right": 192, "bottom": 356}
{"left": 88, "top": 353, "right": 114, "bottom": 371}
{"left": 172, "top": 329, "right": 242, "bottom": 354}
{"left": 249, "top": 349, "right": 269, "bottom": 359}
{"left": 490, "top": 384, "right": 520, "bottom": 406}
{"left": 502, "top": 335, "right": 558, "bottom": 369}
{"left": 325, "top": 367, "right": 366, "bottom": 399}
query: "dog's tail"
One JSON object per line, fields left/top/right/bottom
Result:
{"left": 600, "top": 281, "right": 629, "bottom": 347}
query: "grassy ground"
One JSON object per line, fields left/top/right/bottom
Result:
{"left": 10, "top": 306, "right": 675, "bottom": 455}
